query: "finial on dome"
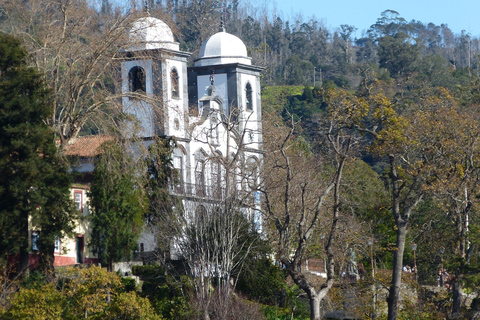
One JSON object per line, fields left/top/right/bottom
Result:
{"left": 219, "top": 18, "right": 225, "bottom": 32}
{"left": 144, "top": 0, "right": 150, "bottom": 14}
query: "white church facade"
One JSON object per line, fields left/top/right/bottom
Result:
{"left": 50, "top": 16, "right": 263, "bottom": 266}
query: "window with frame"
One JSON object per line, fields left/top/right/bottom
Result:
{"left": 211, "top": 160, "right": 222, "bottom": 199}
{"left": 174, "top": 156, "right": 183, "bottom": 182}
{"left": 173, "top": 156, "right": 184, "bottom": 193}
{"left": 129, "top": 66, "right": 146, "bottom": 94}
{"left": 245, "top": 82, "right": 253, "bottom": 111}
{"left": 54, "top": 236, "right": 61, "bottom": 254}
{"left": 74, "top": 191, "right": 83, "bottom": 212}
{"left": 195, "top": 159, "right": 205, "bottom": 197}
{"left": 171, "top": 67, "right": 179, "bottom": 98}
{"left": 31, "top": 231, "right": 39, "bottom": 251}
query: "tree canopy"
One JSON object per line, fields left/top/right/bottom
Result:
{"left": 0, "top": 33, "right": 76, "bottom": 273}
{"left": 88, "top": 140, "right": 146, "bottom": 271}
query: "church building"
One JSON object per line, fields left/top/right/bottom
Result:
{"left": 52, "top": 16, "right": 263, "bottom": 267}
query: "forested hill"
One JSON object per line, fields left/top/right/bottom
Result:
{"left": 2, "top": 0, "right": 479, "bottom": 141}
{"left": 113, "top": 2, "right": 480, "bottom": 89}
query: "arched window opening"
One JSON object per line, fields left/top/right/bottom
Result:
{"left": 247, "top": 157, "right": 259, "bottom": 190}
{"left": 211, "top": 159, "right": 223, "bottom": 199}
{"left": 129, "top": 66, "right": 146, "bottom": 94}
{"left": 173, "top": 155, "right": 183, "bottom": 194}
{"left": 171, "top": 68, "right": 179, "bottom": 98}
{"left": 195, "top": 159, "right": 205, "bottom": 197}
{"left": 245, "top": 82, "right": 253, "bottom": 111}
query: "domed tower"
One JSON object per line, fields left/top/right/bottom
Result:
{"left": 188, "top": 27, "right": 263, "bottom": 131}
{"left": 122, "top": 17, "right": 190, "bottom": 140}
{"left": 187, "top": 28, "right": 263, "bottom": 173}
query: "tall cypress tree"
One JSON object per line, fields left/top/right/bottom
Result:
{"left": 0, "top": 33, "right": 76, "bottom": 275}
{"left": 88, "top": 141, "right": 146, "bottom": 271}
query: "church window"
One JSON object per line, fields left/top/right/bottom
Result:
{"left": 171, "top": 67, "right": 179, "bottom": 98}
{"left": 195, "top": 159, "right": 205, "bottom": 197}
{"left": 245, "top": 82, "right": 253, "bottom": 111}
{"left": 128, "top": 66, "right": 146, "bottom": 93}
{"left": 173, "top": 156, "right": 184, "bottom": 193}
{"left": 211, "top": 160, "right": 222, "bottom": 199}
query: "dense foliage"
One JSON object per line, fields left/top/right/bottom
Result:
{"left": 88, "top": 141, "right": 146, "bottom": 271}
{"left": 0, "top": 33, "right": 76, "bottom": 273}
{"left": 3, "top": 1, "right": 480, "bottom": 319}
{"left": 1, "top": 266, "right": 161, "bottom": 319}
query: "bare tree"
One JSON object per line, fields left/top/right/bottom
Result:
{"left": 260, "top": 87, "right": 368, "bottom": 320}
{"left": 146, "top": 103, "right": 263, "bottom": 319}
{"left": 178, "top": 196, "right": 258, "bottom": 320}
{"left": 0, "top": 0, "right": 143, "bottom": 147}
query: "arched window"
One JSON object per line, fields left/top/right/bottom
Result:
{"left": 211, "top": 159, "right": 223, "bottom": 199}
{"left": 173, "top": 155, "right": 183, "bottom": 193}
{"left": 245, "top": 82, "right": 253, "bottom": 111}
{"left": 128, "top": 66, "right": 146, "bottom": 93}
{"left": 195, "top": 159, "right": 205, "bottom": 197}
{"left": 247, "top": 157, "right": 259, "bottom": 189}
{"left": 171, "top": 67, "right": 179, "bottom": 98}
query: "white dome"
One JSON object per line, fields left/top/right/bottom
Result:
{"left": 129, "top": 17, "right": 179, "bottom": 51}
{"left": 195, "top": 30, "right": 251, "bottom": 66}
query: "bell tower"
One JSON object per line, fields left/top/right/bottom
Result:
{"left": 188, "top": 26, "right": 263, "bottom": 153}
{"left": 122, "top": 17, "right": 190, "bottom": 140}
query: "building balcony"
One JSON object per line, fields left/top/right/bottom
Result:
{"left": 171, "top": 183, "right": 226, "bottom": 200}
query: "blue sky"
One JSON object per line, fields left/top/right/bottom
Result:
{"left": 267, "top": 0, "right": 479, "bottom": 37}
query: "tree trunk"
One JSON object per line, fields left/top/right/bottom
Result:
{"left": 38, "top": 237, "right": 56, "bottom": 279}
{"left": 451, "top": 206, "right": 467, "bottom": 318}
{"left": 289, "top": 267, "right": 333, "bottom": 320}
{"left": 451, "top": 279, "right": 462, "bottom": 318}
{"left": 387, "top": 223, "right": 407, "bottom": 320}
{"left": 18, "top": 218, "right": 30, "bottom": 275}
{"left": 18, "top": 247, "right": 29, "bottom": 276}
{"left": 309, "top": 294, "right": 321, "bottom": 320}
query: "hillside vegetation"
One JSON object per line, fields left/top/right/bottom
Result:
{"left": 2, "top": 1, "right": 480, "bottom": 319}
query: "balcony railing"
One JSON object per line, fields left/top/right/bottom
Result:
{"left": 171, "top": 183, "right": 226, "bottom": 200}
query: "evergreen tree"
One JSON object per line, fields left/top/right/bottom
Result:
{"left": 88, "top": 141, "right": 146, "bottom": 271}
{"left": 377, "top": 32, "right": 419, "bottom": 78}
{"left": 145, "top": 137, "right": 181, "bottom": 259}
{"left": 0, "top": 33, "right": 76, "bottom": 274}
